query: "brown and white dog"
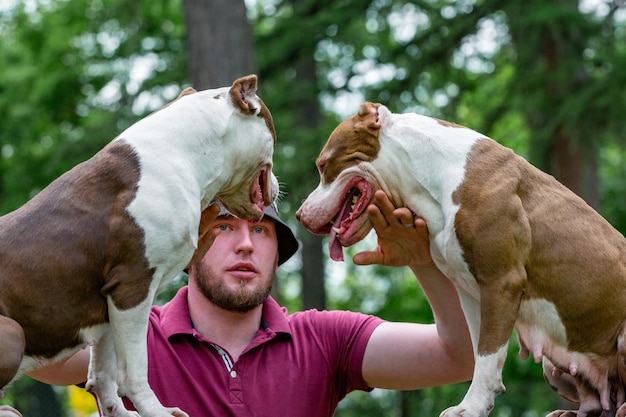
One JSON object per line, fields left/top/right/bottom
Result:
{"left": 0, "top": 75, "right": 278, "bottom": 417}
{"left": 296, "top": 102, "right": 626, "bottom": 417}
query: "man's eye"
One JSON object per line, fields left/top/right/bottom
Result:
{"left": 253, "top": 226, "right": 264, "bottom": 234}
{"left": 218, "top": 224, "right": 229, "bottom": 231}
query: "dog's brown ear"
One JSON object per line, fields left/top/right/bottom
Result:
{"left": 359, "top": 102, "right": 380, "bottom": 118}
{"left": 356, "top": 102, "right": 382, "bottom": 133}
{"left": 176, "top": 87, "right": 198, "bottom": 99}
{"left": 230, "top": 74, "right": 258, "bottom": 115}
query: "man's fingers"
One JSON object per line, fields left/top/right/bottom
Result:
{"left": 414, "top": 217, "right": 429, "bottom": 237}
{"left": 0, "top": 406, "right": 23, "bottom": 417}
{"left": 394, "top": 208, "right": 415, "bottom": 227}
{"left": 353, "top": 250, "right": 382, "bottom": 266}
{"left": 373, "top": 190, "right": 396, "bottom": 218}
{"left": 366, "top": 204, "right": 386, "bottom": 229}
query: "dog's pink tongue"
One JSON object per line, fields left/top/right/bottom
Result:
{"left": 329, "top": 199, "right": 353, "bottom": 262}
{"left": 329, "top": 223, "right": 344, "bottom": 262}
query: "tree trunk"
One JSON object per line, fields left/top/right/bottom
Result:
{"left": 539, "top": 0, "right": 599, "bottom": 208}
{"left": 182, "top": 0, "right": 310, "bottom": 306}
{"left": 507, "top": 0, "right": 600, "bottom": 209}
{"left": 282, "top": 0, "right": 327, "bottom": 311}
{"left": 182, "top": 0, "right": 256, "bottom": 89}
{"left": 549, "top": 125, "right": 600, "bottom": 209}
{"left": 301, "top": 233, "right": 327, "bottom": 310}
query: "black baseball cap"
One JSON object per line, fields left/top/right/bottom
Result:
{"left": 211, "top": 199, "right": 299, "bottom": 266}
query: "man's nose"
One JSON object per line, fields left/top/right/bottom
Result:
{"left": 234, "top": 227, "right": 254, "bottom": 252}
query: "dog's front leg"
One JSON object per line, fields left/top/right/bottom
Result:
{"left": 107, "top": 294, "right": 189, "bottom": 417}
{"left": 86, "top": 330, "right": 138, "bottom": 417}
{"left": 442, "top": 271, "right": 524, "bottom": 417}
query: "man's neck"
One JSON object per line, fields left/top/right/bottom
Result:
{"left": 187, "top": 285, "right": 263, "bottom": 362}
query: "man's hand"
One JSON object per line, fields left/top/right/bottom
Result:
{"left": 186, "top": 203, "right": 221, "bottom": 268}
{"left": 0, "top": 405, "right": 22, "bottom": 417}
{"left": 353, "top": 190, "right": 434, "bottom": 267}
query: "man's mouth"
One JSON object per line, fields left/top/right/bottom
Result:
{"left": 229, "top": 263, "right": 257, "bottom": 274}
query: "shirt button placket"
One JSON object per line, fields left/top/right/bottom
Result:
{"left": 228, "top": 368, "right": 243, "bottom": 404}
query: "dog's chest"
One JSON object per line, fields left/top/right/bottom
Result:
{"left": 431, "top": 232, "right": 479, "bottom": 300}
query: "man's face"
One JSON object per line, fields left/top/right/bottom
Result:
{"left": 191, "top": 215, "right": 279, "bottom": 312}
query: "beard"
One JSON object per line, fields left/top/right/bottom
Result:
{"left": 193, "top": 265, "right": 275, "bottom": 313}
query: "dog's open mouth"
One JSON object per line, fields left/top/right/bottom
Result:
{"left": 251, "top": 166, "right": 271, "bottom": 215}
{"left": 328, "top": 177, "right": 372, "bottom": 261}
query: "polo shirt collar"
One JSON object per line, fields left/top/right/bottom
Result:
{"left": 159, "top": 286, "right": 292, "bottom": 339}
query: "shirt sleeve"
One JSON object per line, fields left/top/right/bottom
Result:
{"left": 298, "top": 309, "right": 385, "bottom": 395}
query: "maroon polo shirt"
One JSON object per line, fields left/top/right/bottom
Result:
{"left": 120, "top": 286, "right": 384, "bottom": 417}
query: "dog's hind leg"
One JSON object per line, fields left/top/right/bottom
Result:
{"left": 0, "top": 316, "right": 25, "bottom": 396}
{"left": 86, "top": 330, "right": 138, "bottom": 417}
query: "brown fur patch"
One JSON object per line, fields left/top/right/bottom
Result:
{"left": 453, "top": 138, "right": 626, "bottom": 356}
{"left": 229, "top": 75, "right": 276, "bottom": 145}
{"left": 0, "top": 141, "right": 148, "bottom": 357}
{"left": 257, "top": 97, "right": 276, "bottom": 145}
{"left": 229, "top": 75, "right": 257, "bottom": 115}
{"left": 317, "top": 102, "right": 382, "bottom": 183}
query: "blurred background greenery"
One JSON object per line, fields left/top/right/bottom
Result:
{"left": 0, "top": 0, "right": 625, "bottom": 415}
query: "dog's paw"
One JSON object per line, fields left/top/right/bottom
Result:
{"left": 97, "top": 401, "right": 139, "bottom": 417}
{"left": 169, "top": 408, "right": 190, "bottom": 417}
{"left": 440, "top": 403, "right": 492, "bottom": 417}
{"left": 0, "top": 405, "right": 22, "bottom": 417}
{"left": 138, "top": 407, "right": 188, "bottom": 417}
{"left": 545, "top": 411, "right": 578, "bottom": 417}
{"left": 100, "top": 409, "right": 139, "bottom": 417}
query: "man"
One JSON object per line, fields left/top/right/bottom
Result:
{"left": 27, "top": 191, "right": 473, "bottom": 416}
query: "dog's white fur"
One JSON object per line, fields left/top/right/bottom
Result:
{"left": 297, "top": 102, "right": 626, "bottom": 417}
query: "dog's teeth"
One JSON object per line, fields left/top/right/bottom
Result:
{"left": 352, "top": 195, "right": 359, "bottom": 204}
{"left": 332, "top": 227, "right": 340, "bottom": 234}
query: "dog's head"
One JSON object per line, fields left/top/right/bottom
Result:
{"left": 296, "top": 102, "right": 395, "bottom": 261}
{"left": 212, "top": 75, "right": 279, "bottom": 220}
{"left": 168, "top": 75, "right": 279, "bottom": 220}
{"left": 297, "top": 102, "right": 475, "bottom": 261}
